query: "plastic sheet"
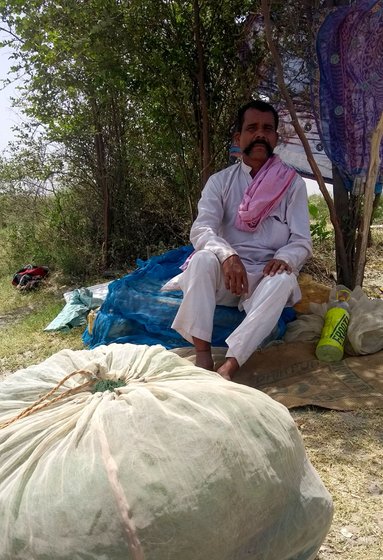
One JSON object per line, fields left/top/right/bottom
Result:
{"left": 346, "top": 287, "right": 383, "bottom": 355}
{"left": 285, "top": 285, "right": 383, "bottom": 356}
{"left": 83, "top": 246, "right": 295, "bottom": 350}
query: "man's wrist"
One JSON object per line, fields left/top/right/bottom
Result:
{"left": 222, "top": 253, "right": 239, "bottom": 264}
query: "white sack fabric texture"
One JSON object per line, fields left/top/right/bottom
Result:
{"left": 0, "top": 343, "right": 333, "bottom": 560}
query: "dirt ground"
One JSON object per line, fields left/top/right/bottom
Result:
{"left": 294, "top": 408, "right": 383, "bottom": 560}
{"left": 0, "top": 305, "right": 36, "bottom": 329}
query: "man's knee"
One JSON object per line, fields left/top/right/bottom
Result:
{"left": 179, "top": 250, "right": 222, "bottom": 292}
{"left": 187, "top": 249, "right": 220, "bottom": 274}
{"left": 275, "top": 271, "right": 297, "bottom": 285}
{"left": 259, "top": 271, "right": 298, "bottom": 294}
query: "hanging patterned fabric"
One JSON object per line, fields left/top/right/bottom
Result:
{"left": 315, "top": 0, "right": 383, "bottom": 192}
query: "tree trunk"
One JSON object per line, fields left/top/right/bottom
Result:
{"left": 332, "top": 164, "right": 355, "bottom": 287}
{"left": 91, "top": 99, "right": 111, "bottom": 270}
{"left": 260, "top": 0, "right": 349, "bottom": 281}
{"left": 326, "top": 0, "right": 357, "bottom": 289}
{"left": 354, "top": 112, "right": 383, "bottom": 286}
{"left": 192, "top": 0, "right": 211, "bottom": 188}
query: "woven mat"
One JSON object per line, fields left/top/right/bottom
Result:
{"left": 173, "top": 342, "right": 383, "bottom": 411}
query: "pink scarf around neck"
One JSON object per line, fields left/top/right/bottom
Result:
{"left": 235, "top": 155, "right": 297, "bottom": 232}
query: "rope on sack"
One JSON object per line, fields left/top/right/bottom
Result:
{"left": 0, "top": 369, "right": 97, "bottom": 430}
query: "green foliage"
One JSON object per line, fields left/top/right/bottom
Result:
{"left": 0, "top": 0, "right": 269, "bottom": 276}
{"left": 308, "top": 194, "right": 330, "bottom": 218}
{"left": 372, "top": 193, "right": 383, "bottom": 224}
{"left": 0, "top": 274, "right": 84, "bottom": 375}
{"left": 0, "top": 194, "right": 52, "bottom": 274}
{"left": 91, "top": 379, "right": 126, "bottom": 393}
{"left": 0, "top": 163, "right": 191, "bottom": 278}
{"left": 308, "top": 195, "right": 332, "bottom": 243}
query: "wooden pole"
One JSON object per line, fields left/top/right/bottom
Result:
{"left": 260, "top": 0, "right": 350, "bottom": 282}
{"left": 193, "top": 0, "right": 211, "bottom": 187}
{"left": 353, "top": 112, "right": 383, "bottom": 286}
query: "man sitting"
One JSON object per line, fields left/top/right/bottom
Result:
{"left": 172, "top": 100, "right": 312, "bottom": 380}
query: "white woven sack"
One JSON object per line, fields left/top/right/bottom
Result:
{"left": 0, "top": 343, "right": 333, "bottom": 560}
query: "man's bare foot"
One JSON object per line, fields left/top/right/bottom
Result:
{"left": 195, "top": 350, "right": 214, "bottom": 371}
{"left": 216, "top": 357, "right": 239, "bottom": 381}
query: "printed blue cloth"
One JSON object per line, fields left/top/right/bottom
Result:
{"left": 315, "top": 0, "right": 383, "bottom": 190}
{"left": 83, "top": 246, "right": 296, "bottom": 349}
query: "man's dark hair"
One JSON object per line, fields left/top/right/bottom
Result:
{"left": 236, "top": 100, "right": 279, "bottom": 132}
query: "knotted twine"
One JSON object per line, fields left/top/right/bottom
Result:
{"left": 0, "top": 369, "right": 126, "bottom": 430}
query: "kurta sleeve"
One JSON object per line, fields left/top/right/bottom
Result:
{"left": 273, "top": 176, "right": 312, "bottom": 271}
{"left": 190, "top": 176, "right": 238, "bottom": 263}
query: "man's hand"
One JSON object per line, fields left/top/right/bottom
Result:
{"left": 222, "top": 255, "right": 248, "bottom": 295}
{"left": 263, "top": 259, "right": 292, "bottom": 277}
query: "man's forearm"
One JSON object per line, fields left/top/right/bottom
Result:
{"left": 190, "top": 224, "right": 238, "bottom": 264}
{"left": 273, "top": 236, "right": 312, "bottom": 272}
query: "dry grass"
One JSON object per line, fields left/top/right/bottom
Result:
{"left": 291, "top": 409, "right": 383, "bottom": 560}
{"left": 302, "top": 229, "right": 383, "bottom": 298}
{"left": 0, "top": 275, "right": 85, "bottom": 376}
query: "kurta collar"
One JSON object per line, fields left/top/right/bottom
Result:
{"left": 240, "top": 161, "right": 253, "bottom": 176}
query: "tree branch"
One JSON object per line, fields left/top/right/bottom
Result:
{"left": 260, "top": 0, "right": 349, "bottom": 281}
{"left": 354, "top": 111, "right": 383, "bottom": 286}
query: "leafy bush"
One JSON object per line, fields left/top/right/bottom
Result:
{"left": 372, "top": 193, "right": 383, "bottom": 224}
{"left": 308, "top": 196, "right": 332, "bottom": 243}
{"left": 0, "top": 181, "right": 190, "bottom": 281}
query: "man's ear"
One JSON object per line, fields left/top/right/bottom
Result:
{"left": 233, "top": 131, "right": 241, "bottom": 145}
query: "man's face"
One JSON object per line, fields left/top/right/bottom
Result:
{"left": 235, "top": 108, "right": 278, "bottom": 169}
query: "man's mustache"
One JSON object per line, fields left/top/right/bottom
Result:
{"left": 243, "top": 139, "right": 274, "bottom": 157}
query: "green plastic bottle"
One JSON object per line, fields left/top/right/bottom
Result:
{"left": 315, "top": 288, "right": 351, "bottom": 362}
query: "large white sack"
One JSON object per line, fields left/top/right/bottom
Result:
{"left": 0, "top": 343, "right": 333, "bottom": 560}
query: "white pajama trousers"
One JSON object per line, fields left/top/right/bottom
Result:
{"left": 171, "top": 250, "right": 300, "bottom": 366}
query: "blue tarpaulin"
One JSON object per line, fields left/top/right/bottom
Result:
{"left": 83, "top": 246, "right": 296, "bottom": 350}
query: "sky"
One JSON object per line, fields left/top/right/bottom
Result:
{"left": 0, "top": 40, "right": 325, "bottom": 196}
{"left": 305, "top": 178, "right": 327, "bottom": 196}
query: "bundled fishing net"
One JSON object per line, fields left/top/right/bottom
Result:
{"left": 0, "top": 343, "right": 333, "bottom": 560}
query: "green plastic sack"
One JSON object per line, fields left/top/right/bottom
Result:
{"left": 0, "top": 343, "right": 333, "bottom": 560}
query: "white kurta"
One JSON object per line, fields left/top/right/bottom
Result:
{"left": 171, "top": 161, "right": 312, "bottom": 365}
{"left": 190, "top": 161, "right": 312, "bottom": 273}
